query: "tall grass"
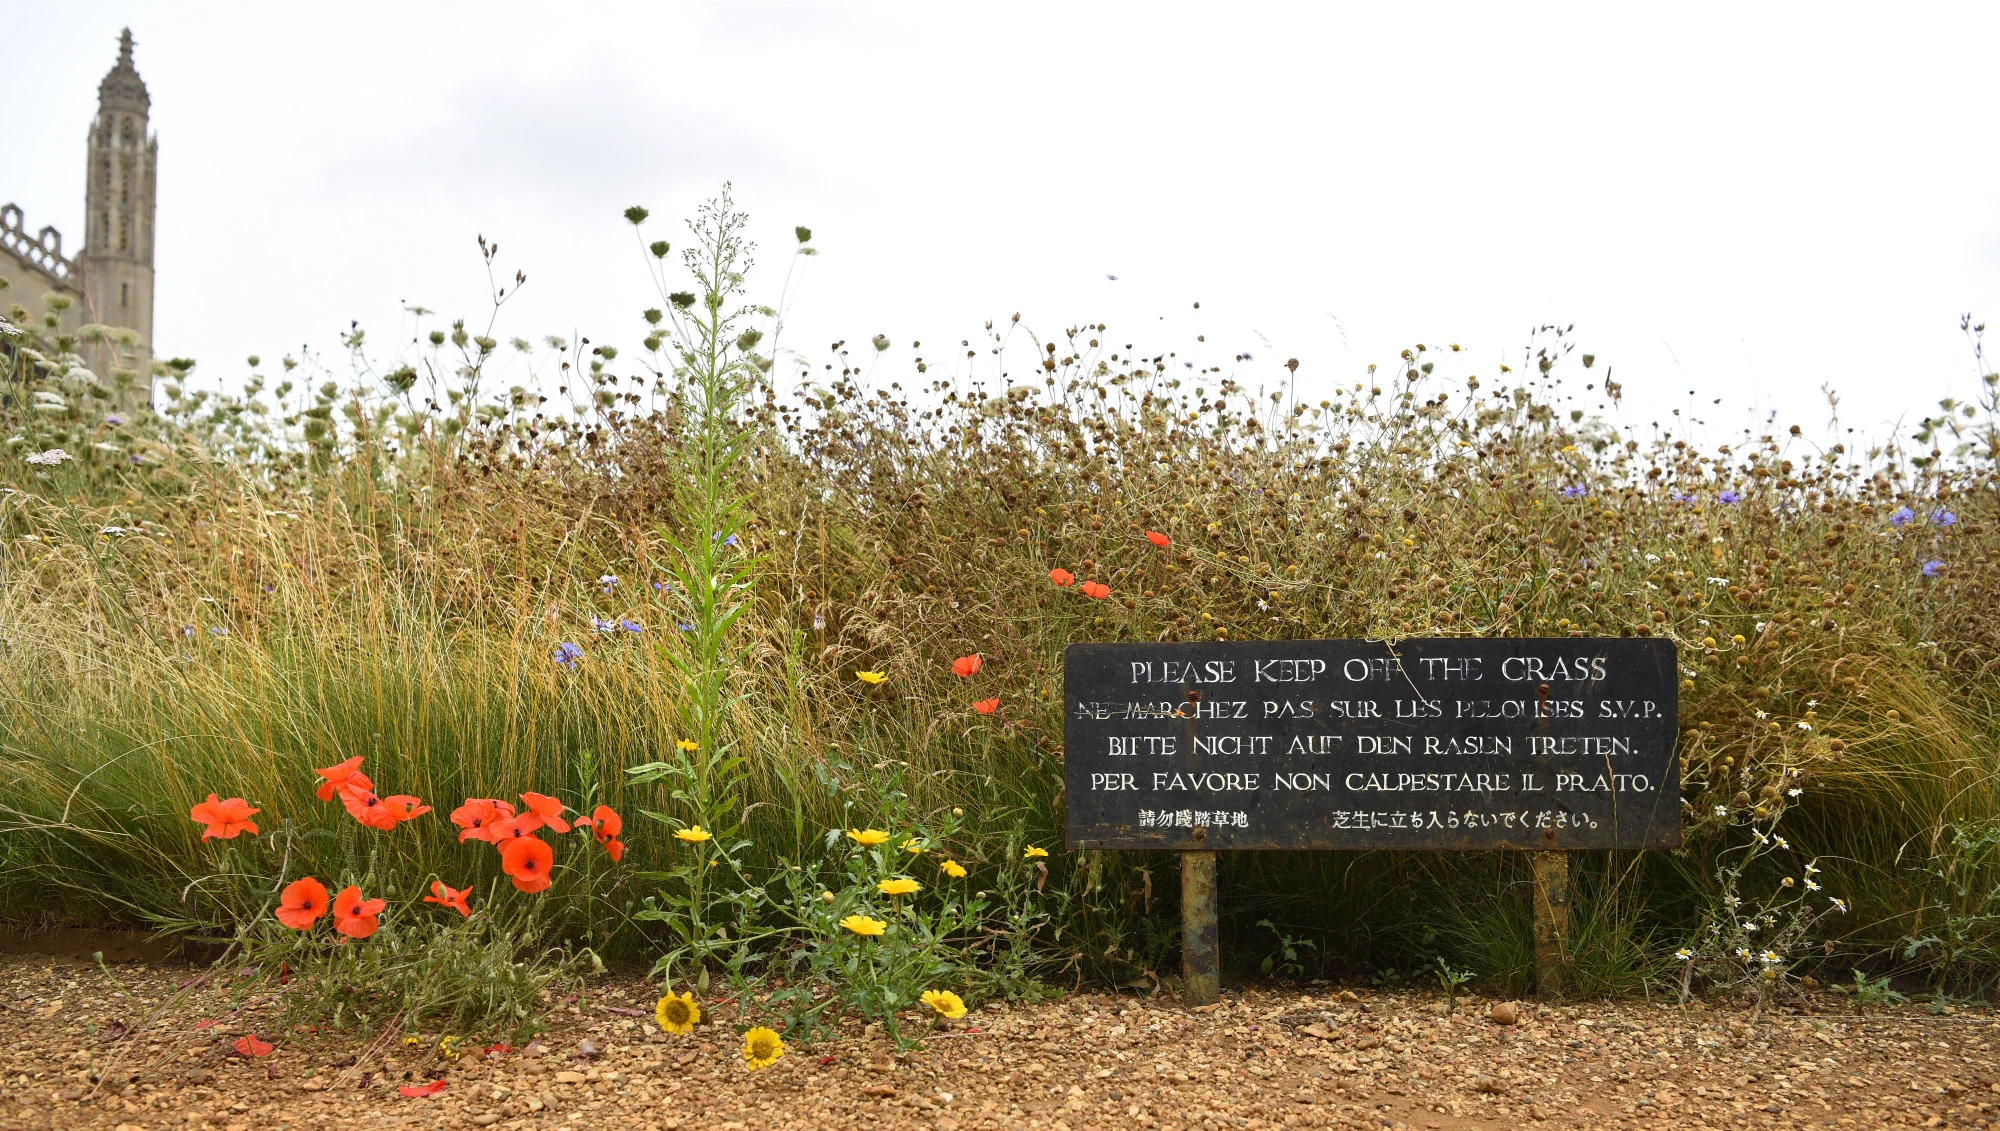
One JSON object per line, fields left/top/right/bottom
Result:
{"left": 3, "top": 202, "right": 1999, "bottom": 994}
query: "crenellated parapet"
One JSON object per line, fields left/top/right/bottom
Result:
{"left": 0, "top": 204, "right": 79, "bottom": 286}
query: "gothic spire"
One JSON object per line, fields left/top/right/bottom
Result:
{"left": 97, "top": 26, "right": 149, "bottom": 112}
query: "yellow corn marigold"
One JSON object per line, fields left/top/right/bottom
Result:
{"left": 1024, "top": 846, "right": 1049, "bottom": 859}
{"left": 847, "top": 828, "right": 890, "bottom": 846}
{"left": 921, "top": 989, "right": 968, "bottom": 1019}
{"left": 674, "top": 826, "right": 714, "bottom": 844}
{"left": 743, "top": 1026, "right": 785, "bottom": 1070}
{"left": 840, "top": 914, "right": 887, "bottom": 937}
{"left": 655, "top": 991, "right": 700, "bottom": 1035}
{"left": 855, "top": 670, "right": 887, "bottom": 685}
{"left": 878, "top": 877, "right": 920, "bottom": 896}
{"left": 940, "top": 859, "right": 968, "bottom": 878}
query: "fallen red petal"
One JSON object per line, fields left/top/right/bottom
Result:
{"left": 399, "top": 1079, "right": 448, "bottom": 1098}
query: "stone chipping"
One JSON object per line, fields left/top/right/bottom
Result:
{"left": 0, "top": 955, "right": 1993, "bottom": 1131}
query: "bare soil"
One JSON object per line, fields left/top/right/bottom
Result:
{"left": 1, "top": 954, "right": 1995, "bottom": 1131}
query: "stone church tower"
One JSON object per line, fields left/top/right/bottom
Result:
{"left": 0, "top": 28, "right": 158, "bottom": 409}
{"left": 81, "top": 28, "right": 158, "bottom": 390}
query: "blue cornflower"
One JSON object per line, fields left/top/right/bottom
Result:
{"left": 1931, "top": 508, "right": 1957, "bottom": 527}
{"left": 591, "top": 617, "right": 617, "bottom": 633}
{"left": 103, "top": 413, "right": 124, "bottom": 426}
{"left": 1561, "top": 484, "right": 1588, "bottom": 500}
{"left": 180, "top": 625, "right": 196, "bottom": 638}
{"left": 1669, "top": 491, "right": 1696, "bottom": 503}
{"left": 553, "top": 641, "right": 584, "bottom": 668}
{"left": 209, "top": 626, "right": 228, "bottom": 638}
{"left": 618, "top": 618, "right": 644, "bottom": 633}
{"left": 677, "top": 622, "right": 696, "bottom": 632}
{"left": 1717, "top": 489, "right": 1742, "bottom": 505}
{"left": 1922, "top": 560, "right": 1945, "bottom": 578}
{"left": 599, "top": 574, "right": 619, "bottom": 587}
{"left": 1890, "top": 506, "right": 1914, "bottom": 526}
{"left": 712, "top": 532, "right": 739, "bottom": 547}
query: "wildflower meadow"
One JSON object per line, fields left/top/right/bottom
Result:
{"left": 3, "top": 189, "right": 1998, "bottom": 1048}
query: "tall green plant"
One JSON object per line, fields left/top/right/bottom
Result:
{"left": 624, "top": 188, "right": 766, "bottom": 973}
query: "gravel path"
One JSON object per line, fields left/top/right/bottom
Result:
{"left": 1, "top": 954, "right": 1994, "bottom": 1130}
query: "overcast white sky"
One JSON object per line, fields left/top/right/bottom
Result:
{"left": 7, "top": 4, "right": 1998, "bottom": 445}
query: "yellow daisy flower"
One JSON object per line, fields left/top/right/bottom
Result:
{"left": 676, "top": 738, "right": 699, "bottom": 752}
{"left": 940, "top": 859, "right": 968, "bottom": 879}
{"left": 878, "top": 877, "right": 921, "bottom": 896}
{"left": 742, "top": 1026, "right": 785, "bottom": 1070}
{"left": 920, "top": 989, "right": 968, "bottom": 1019}
{"left": 855, "top": 670, "right": 887, "bottom": 685}
{"left": 839, "top": 914, "right": 887, "bottom": 937}
{"left": 901, "top": 838, "right": 925, "bottom": 855}
{"left": 675, "top": 825, "right": 714, "bottom": 844}
{"left": 847, "top": 828, "right": 890, "bottom": 846}
{"left": 1024, "top": 846, "right": 1049, "bottom": 859}
{"left": 655, "top": 991, "right": 700, "bottom": 1035}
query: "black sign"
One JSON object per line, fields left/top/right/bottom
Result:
{"left": 1063, "top": 638, "right": 1680, "bottom": 851}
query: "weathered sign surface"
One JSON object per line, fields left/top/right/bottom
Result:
{"left": 1063, "top": 638, "right": 1679, "bottom": 851}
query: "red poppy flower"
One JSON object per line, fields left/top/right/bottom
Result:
{"left": 232, "top": 1034, "right": 275, "bottom": 1058}
{"left": 487, "top": 813, "right": 543, "bottom": 843}
{"left": 1049, "top": 568, "right": 1075, "bottom": 587}
{"left": 314, "top": 756, "right": 373, "bottom": 802}
{"left": 1080, "top": 581, "right": 1111, "bottom": 599}
{"left": 951, "top": 654, "right": 983, "bottom": 679}
{"left": 399, "top": 1080, "right": 448, "bottom": 1098}
{"left": 339, "top": 788, "right": 401, "bottom": 831}
{"left": 189, "top": 794, "right": 260, "bottom": 840}
{"left": 1145, "top": 530, "right": 1171, "bottom": 548}
{"left": 500, "top": 836, "right": 555, "bottom": 893}
{"left": 450, "top": 798, "right": 515, "bottom": 843}
{"left": 602, "top": 837, "right": 626, "bottom": 862}
{"left": 519, "top": 792, "right": 571, "bottom": 834}
{"left": 276, "top": 877, "right": 329, "bottom": 930}
{"left": 382, "top": 795, "right": 431, "bottom": 821}
{"left": 332, "top": 885, "right": 386, "bottom": 938}
{"left": 587, "top": 805, "right": 623, "bottom": 844}
{"left": 972, "top": 697, "right": 1000, "bottom": 715}
{"left": 423, "top": 880, "right": 472, "bottom": 918}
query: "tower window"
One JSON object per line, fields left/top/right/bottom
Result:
{"left": 121, "top": 282, "right": 129, "bottom": 307}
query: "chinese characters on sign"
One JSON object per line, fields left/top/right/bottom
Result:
{"left": 1063, "top": 639, "right": 1680, "bottom": 851}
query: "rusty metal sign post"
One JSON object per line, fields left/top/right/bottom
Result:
{"left": 1062, "top": 638, "right": 1679, "bottom": 1005}
{"left": 1532, "top": 850, "right": 1572, "bottom": 997}
{"left": 1180, "top": 850, "right": 1220, "bottom": 1005}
